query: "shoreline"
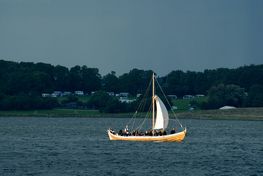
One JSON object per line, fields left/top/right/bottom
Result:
{"left": 175, "top": 107, "right": 263, "bottom": 121}
{"left": 0, "top": 107, "right": 263, "bottom": 120}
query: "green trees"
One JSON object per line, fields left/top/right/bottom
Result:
{"left": 163, "top": 70, "right": 189, "bottom": 97}
{"left": 0, "top": 60, "right": 102, "bottom": 110}
{"left": 202, "top": 83, "right": 263, "bottom": 109}
{"left": 204, "top": 84, "right": 246, "bottom": 109}
{"left": 81, "top": 66, "right": 101, "bottom": 93}
{"left": 54, "top": 65, "right": 70, "bottom": 91}
{"left": 87, "top": 91, "right": 128, "bottom": 113}
{"left": 246, "top": 85, "right": 263, "bottom": 107}
{"left": 0, "top": 59, "right": 263, "bottom": 111}
{"left": 0, "top": 60, "right": 102, "bottom": 95}
{"left": 118, "top": 69, "right": 152, "bottom": 95}
{"left": 0, "top": 95, "right": 58, "bottom": 110}
{"left": 102, "top": 71, "right": 119, "bottom": 92}
{"left": 69, "top": 66, "right": 101, "bottom": 93}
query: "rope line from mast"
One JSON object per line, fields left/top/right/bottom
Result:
{"left": 135, "top": 103, "right": 152, "bottom": 131}
{"left": 119, "top": 73, "right": 184, "bottom": 134}
{"left": 155, "top": 76, "right": 183, "bottom": 129}
{"left": 125, "top": 78, "right": 152, "bottom": 131}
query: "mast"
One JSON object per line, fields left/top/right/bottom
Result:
{"left": 152, "top": 73, "right": 155, "bottom": 131}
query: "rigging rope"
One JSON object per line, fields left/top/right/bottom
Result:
{"left": 155, "top": 77, "right": 183, "bottom": 129}
{"left": 121, "top": 73, "right": 184, "bottom": 133}
{"left": 135, "top": 104, "right": 152, "bottom": 131}
{"left": 125, "top": 78, "right": 152, "bottom": 131}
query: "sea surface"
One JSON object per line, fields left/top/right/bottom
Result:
{"left": 0, "top": 117, "right": 262, "bottom": 176}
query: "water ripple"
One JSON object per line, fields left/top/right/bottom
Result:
{"left": 0, "top": 117, "right": 262, "bottom": 176}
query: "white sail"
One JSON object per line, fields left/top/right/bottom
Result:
{"left": 153, "top": 96, "right": 169, "bottom": 130}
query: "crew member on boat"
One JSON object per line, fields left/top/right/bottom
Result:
{"left": 170, "top": 128, "right": 176, "bottom": 134}
{"left": 124, "top": 125, "right": 130, "bottom": 136}
{"left": 107, "top": 73, "right": 187, "bottom": 142}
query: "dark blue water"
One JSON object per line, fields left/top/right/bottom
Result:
{"left": 0, "top": 117, "right": 262, "bottom": 176}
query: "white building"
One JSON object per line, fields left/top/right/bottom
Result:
{"left": 168, "top": 95, "right": 177, "bottom": 99}
{"left": 75, "top": 91, "right": 84, "bottom": 96}
{"left": 51, "top": 91, "right": 62, "bottom": 97}
{"left": 42, "top": 93, "right": 51, "bottom": 97}
{"left": 62, "top": 91, "right": 72, "bottom": 96}
{"left": 119, "top": 92, "right": 129, "bottom": 97}
{"left": 195, "top": 94, "right": 205, "bottom": 98}
{"left": 183, "top": 95, "right": 194, "bottom": 99}
{"left": 119, "top": 97, "right": 136, "bottom": 103}
{"left": 107, "top": 92, "right": 115, "bottom": 96}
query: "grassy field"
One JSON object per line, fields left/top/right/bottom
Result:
{"left": 0, "top": 96, "right": 262, "bottom": 120}
{"left": 175, "top": 107, "right": 263, "bottom": 121}
{"left": 0, "top": 107, "right": 263, "bottom": 120}
{"left": 172, "top": 96, "right": 207, "bottom": 111}
{"left": 170, "top": 97, "right": 263, "bottom": 120}
{"left": 0, "top": 108, "right": 134, "bottom": 118}
{"left": 0, "top": 109, "right": 100, "bottom": 117}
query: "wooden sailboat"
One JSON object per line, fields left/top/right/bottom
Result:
{"left": 107, "top": 73, "right": 187, "bottom": 142}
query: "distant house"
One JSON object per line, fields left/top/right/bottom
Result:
{"left": 62, "top": 91, "right": 72, "bottom": 96}
{"left": 107, "top": 92, "right": 115, "bottom": 96}
{"left": 195, "top": 94, "right": 205, "bottom": 98}
{"left": 119, "top": 97, "right": 136, "bottom": 103}
{"left": 51, "top": 91, "right": 62, "bottom": 97}
{"left": 119, "top": 92, "right": 129, "bottom": 97}
{"left": 183, "top": 95, "right": 194, "bottom": 99}
{"left": 75, "top": 91, "right": 84, "bottom": 96}
{"left": 168, "top": 95, "right": 177, "bottom": 99}
{"left": 42, "top": 93, "right": 51, "bottom": 98}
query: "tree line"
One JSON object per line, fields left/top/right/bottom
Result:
{"left": 0, "top": 59, "right": 263, "bottom": 111}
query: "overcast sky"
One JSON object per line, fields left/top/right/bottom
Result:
{"left": 0, "top": 0, "right": 263, "bottom": 76}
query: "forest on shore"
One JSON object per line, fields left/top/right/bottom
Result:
{"left": 0, "top": 59, "right": 263, "bottom": 112}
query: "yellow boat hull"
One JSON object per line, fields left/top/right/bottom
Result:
{"left": 107, "top": 128, "right": 187, "bottom": 142}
